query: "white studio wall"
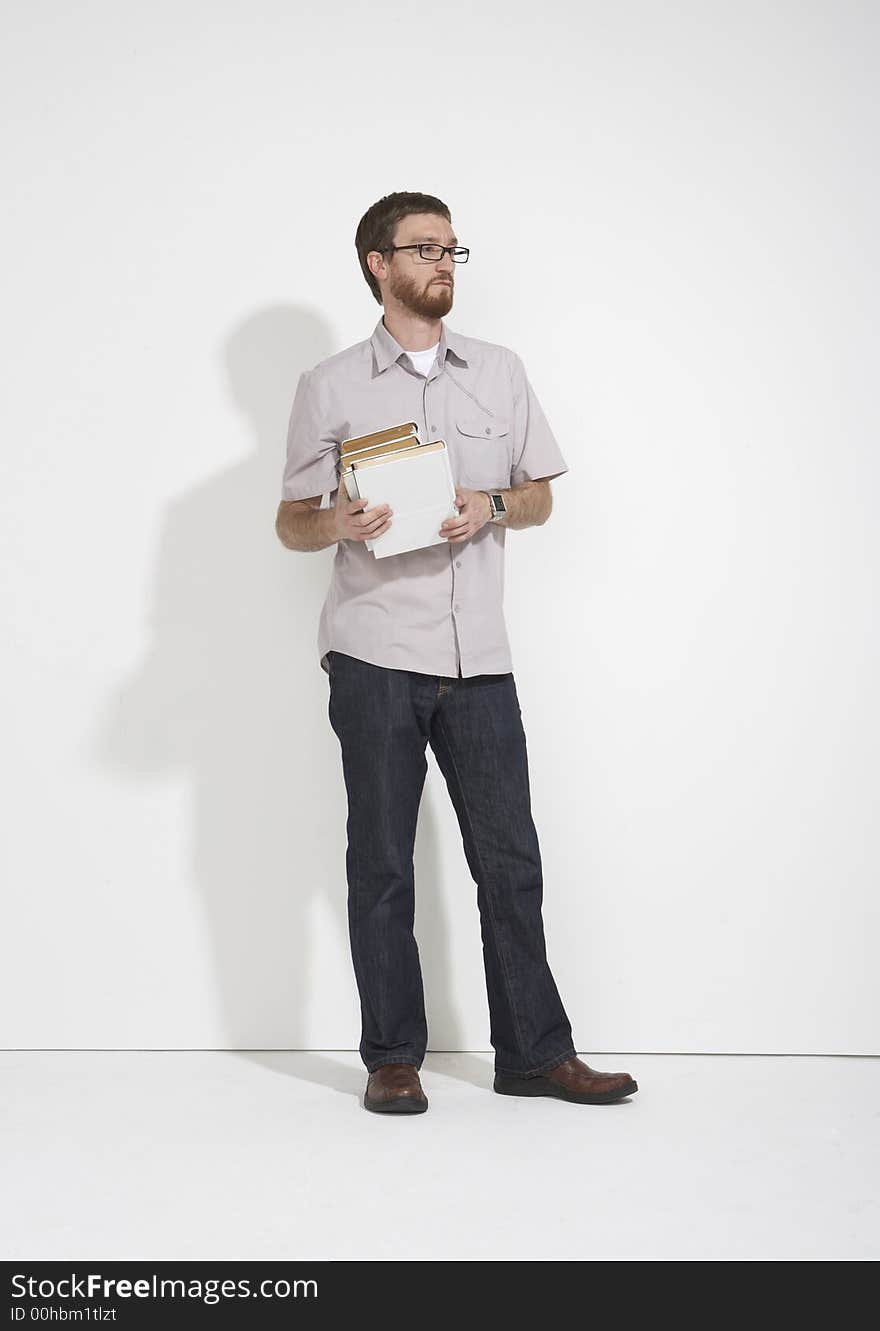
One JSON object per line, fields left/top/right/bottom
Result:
{"left": 2, "top": 0, "right": 877, "bottom": 1053}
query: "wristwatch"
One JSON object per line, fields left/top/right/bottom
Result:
{"left": 483, "top": 491, "right": 507, "bottom": 523}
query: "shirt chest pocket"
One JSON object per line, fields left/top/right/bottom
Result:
{"left": 454, "top": 416, "right": 512, "bottom": 489}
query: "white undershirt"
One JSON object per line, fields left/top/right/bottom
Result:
{"left": 405, "top": 341, "right": 440, "bottom": 376}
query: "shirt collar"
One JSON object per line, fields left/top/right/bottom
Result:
{"left": 370, "top": 315, "right": 468, "bottom": 375}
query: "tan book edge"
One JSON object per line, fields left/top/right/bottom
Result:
{"left": 352, "top": 439, "right": 446, "bottom": 470}
{"left": 340, "top": 421, "right": 419, "bottom": 457}
{"left": 341, "top": 434, "right": 429, "bottom": 465}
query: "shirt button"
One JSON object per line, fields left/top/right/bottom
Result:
{"left": 455, "top": 561, "right": 461, "bottom": 568}
{"left": 485, "top": 427, "right": 491, "bottom": 435}
{"left": 431, "top": 424, "right": 437, "bottom": 433}
{"left": 454, "top": 603, "right": 461, "bottom": 612}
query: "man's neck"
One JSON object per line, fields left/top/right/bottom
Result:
{"left": 382, "top": 311, "right": 441, "bottom": 353}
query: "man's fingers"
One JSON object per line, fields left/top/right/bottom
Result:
{"left": 341, "top": 497, "right": 395, "bottom": 539}
{"left": 353, "top": 504, "right": 393, "bottom": 536}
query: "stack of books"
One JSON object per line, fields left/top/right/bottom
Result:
{"left": 338, "top": 421, "right": 460, "bottom": 559}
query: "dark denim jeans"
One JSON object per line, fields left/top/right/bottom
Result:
{"left": 326, "top": 650, "right": 576, "bottom": 1078}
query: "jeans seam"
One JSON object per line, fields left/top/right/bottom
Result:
{"left": 435, "top": 711, "right": 530, "bottom": 1070}
{"left": 366, "top": 1056, "right": 422, "bottom": 1073}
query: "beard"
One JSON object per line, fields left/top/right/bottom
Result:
{"left": 387, "top": 269, "right": 454, "bottom": 318}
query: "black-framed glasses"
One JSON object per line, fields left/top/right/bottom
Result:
{"left": 381, "top": 243, "right": 470, "bottom": 263}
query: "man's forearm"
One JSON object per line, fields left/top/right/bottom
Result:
{"left": 276, "top": 504, "right": 339, "bottom": 552}
{"left": 490, "top": 480, "right": 552, "bottom": 530}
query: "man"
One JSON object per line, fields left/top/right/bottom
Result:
{"left": 275, "top": 191, "right": 638, "bottom": 1115}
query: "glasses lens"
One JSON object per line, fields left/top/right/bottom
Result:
{"left": 417, "top": 244, "right": 469, "bottom": 262}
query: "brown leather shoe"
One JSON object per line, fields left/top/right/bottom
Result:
{"left": 494, "top": 1055, "right": 638, "bottom": 1104}
{"left": 364, "top": 1062, "right": 428, "bottom": 1114}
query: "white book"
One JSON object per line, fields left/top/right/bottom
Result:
{"left": 342, "top": 440, "right": 460, "bottom": 559}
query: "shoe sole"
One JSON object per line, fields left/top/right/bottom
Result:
{"left": 364, "top": 1095, "right": 429, "bottom": 1114}
{"left": 494, "top": 1072, "right": 638, "bottom": 1104}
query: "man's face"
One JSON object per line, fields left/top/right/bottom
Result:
{"left": 380, "top": 213, "right": 457, "bottom": 318}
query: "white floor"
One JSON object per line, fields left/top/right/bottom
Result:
{"left": 2, "top": 1051, "right": 877, "bottom": 1260}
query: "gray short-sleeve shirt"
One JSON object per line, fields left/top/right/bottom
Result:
{"left": 281, "top": 316, "right": 569, "bottom": 677}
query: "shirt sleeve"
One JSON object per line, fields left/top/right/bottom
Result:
{"left": 508, "top": 353, "right": 569, "bottom": 486}
{"left": 280, "top": 368, "right": 340, "bottom": 503}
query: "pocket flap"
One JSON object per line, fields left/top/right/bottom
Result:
{"left": 456, "top": 417, "right": 510, "bottom": 440}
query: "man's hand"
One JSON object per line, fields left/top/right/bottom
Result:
{"left": 334, "top": 493, "right": 394, "bottom": 543}
{"left": 439, "top": 488, "right": 492, "bottom": 543}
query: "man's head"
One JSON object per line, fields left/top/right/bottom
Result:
{"left": 355, "top": 191, "right": 460, "bottom": 318}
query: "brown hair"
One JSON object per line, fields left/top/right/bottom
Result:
{"left": 355, "top": 191, "right": 452, "bottom": 306}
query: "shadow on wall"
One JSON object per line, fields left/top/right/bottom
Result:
{"left": 90, "top": 304, "right": 464, "bottom": 1069}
